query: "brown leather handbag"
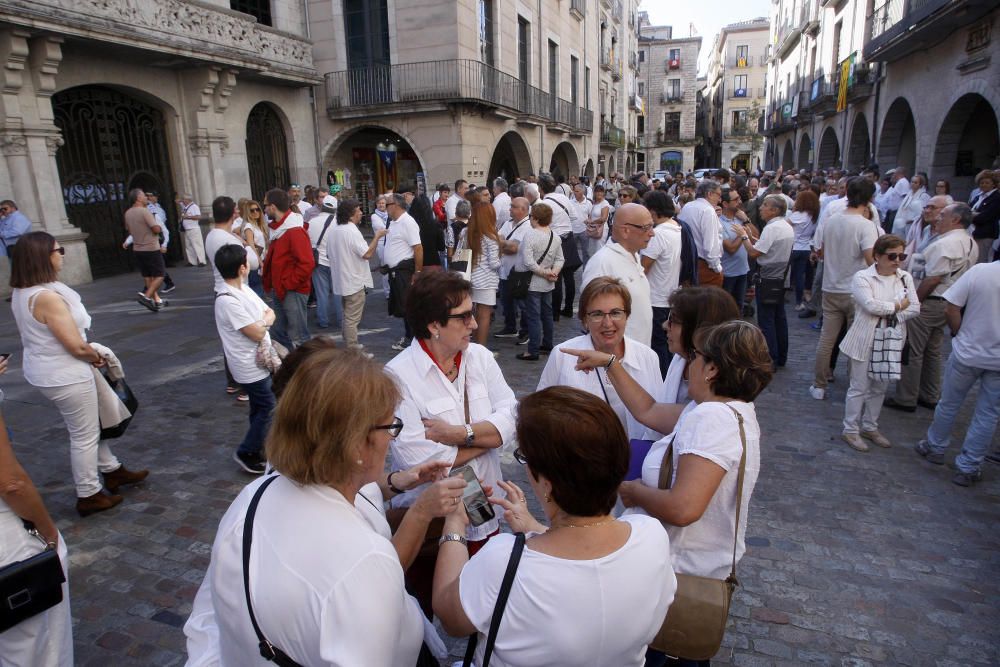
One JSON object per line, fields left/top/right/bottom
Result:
{"left": 648, "top": 405, "right": 748, "bottom": 661}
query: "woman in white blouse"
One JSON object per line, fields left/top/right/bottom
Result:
{"left": 433, "top": 386, "right": 676, "bottom": 667}
{"left": 891, "top": 173, "right": 930, "bottom": 238}
{"left": 184, "top": 349, "right": 447, "bottom": 666}
{"left": 564, "top": 320, "right": 773, "bottom": 666}
{"left": 537, "top": 277, "right": 661, "bottom": 440}
{"left": 371, "top": 195, "right": 391, "bottom": 297}
{"left": 839, "top": 235, "right": 920, "bottom": 452}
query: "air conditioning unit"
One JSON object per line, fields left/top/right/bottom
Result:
{"left": 735, "top": 88, "right": 747, "bottom": 97}
{"left": 668, "top": 59, "right": 680, "bottom": 69}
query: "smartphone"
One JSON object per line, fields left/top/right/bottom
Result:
{"left": 450, "top": 465, "right": 496, "bottom": 527}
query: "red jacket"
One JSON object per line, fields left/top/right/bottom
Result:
{"left": 263, "top": 212, "right": 315, "bottom": 299}
{"left": 433, "top": 197, "right": 447, "bottom": 224}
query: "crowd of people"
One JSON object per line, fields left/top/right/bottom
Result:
{"left": 1, "top": 160, "right": 998, "bottom": 666}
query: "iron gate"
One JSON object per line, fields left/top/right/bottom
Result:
{"left": 245, "top": 103, "right": 290, "bottom": 202}
{"left": 53, "top": 86, "right": 177, "bottom": 278}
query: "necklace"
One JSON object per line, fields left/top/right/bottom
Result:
{"left": 550, "top": 516, "right": 616, "bottom": 530}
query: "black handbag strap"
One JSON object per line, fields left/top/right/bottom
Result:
{"left": 505, "top": 219, "right": 528, "bottom": 240}
{"left": 314, "top": 214, "right": 334, "bottom": 249}
{"left": 242, "top": 475, "right": 303, "bottom": 667}
{"left": 538, "top": 232, "right": 555, "bottom": 264}
{"left": 463, "top": 532, "right": 526, "bottom": 667}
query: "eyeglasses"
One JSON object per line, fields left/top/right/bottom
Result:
{"left": 689, "top": 347, "right": 709, "bottom": 363}
{"left": 51, "top": 247, "right": 65, "bottom": 255}
{"left": 371, "top": 416, "right": 404, "bottom": 438}
{"left": 585, "top": 308, "right": 627, "bottom": 323}
{"left": 884, "top": 252, "right": 908, "bottom": 261}
{"left": 249, "top": 207, "right": 260, "bottom": 213}
{"left": 446, "top": 310, "right": 476, "bottom": 325}
{"left": 666, "top": 313, "right": 678, "bottom": 327}
{"left": 624, "top": 222, "right": 654, "bottom": 233}
{"left": 513, "top": 448, "right": 528, "bottom": 465}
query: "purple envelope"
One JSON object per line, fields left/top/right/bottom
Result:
{"left": 626, "top": 439, "right": 654, "bottom": 481}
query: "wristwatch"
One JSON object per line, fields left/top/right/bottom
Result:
{"left": 464, "top": 423, "right": 475, "bottom": 447}
{"left": 439, "top": 533, "right": 468, "bottom": 547}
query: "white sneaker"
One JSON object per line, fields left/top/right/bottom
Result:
{"left": 809, "top": 385, "right": 826, "bottom": 400}
{"left": 390, "top": 338, "right": 407, "bottom": 351}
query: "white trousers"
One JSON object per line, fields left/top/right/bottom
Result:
{"left": 37, "top": 378, "right": 120, "bottom": 497}
{"left": 843, "top": 357, "right": 889, "bottom": 434}
{"left": 0, "top": 512, "right": 73, "bottom": 667}
{"left": 183, "top": 227, "right": 207, "bottom": 265}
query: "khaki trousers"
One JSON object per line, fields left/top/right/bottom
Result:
{"left": 894, "top": 297, "right": 946, "bottom": 406}
{"left": 341, "top": 288, "right": 367, "bottom": 348}
{"left": 814, "top": 292, "right": 855, "bottom": 388}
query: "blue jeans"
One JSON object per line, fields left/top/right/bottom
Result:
{"left": 271, "top": 290, "right": 310, "bottom": 349}
{"left": 651, "top": 306, "right": 671, "bottom": 378}
{"left": 722, "top": 273, "right": 748, "bottom": 314}
{"left": 311, "top": 265, "right": 342, "bottom": 329}
{"left": 519, "top": 290, "right": 553, "bottom": 355}
{"left": 756, "top": 289, "right": 788, "bottom": 366}
{"left": 238, "top": 375, "right": 275, "bottom": 457}
{"left": 247, "top": 271, "right": 264, "bottom": 298}
{"left": 789, "top": 250, "right": 814, "bottom": 305}
{"left": 498, "top": 279, "right": 526, "bottom": 335}
{"left": 925, "top": 353, "right": 1000, "bottom": 474}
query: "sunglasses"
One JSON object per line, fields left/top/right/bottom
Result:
{"left": 446, "top": 310, "right": 476, "bottom": 325}
{"left": 51, "top": 246, "right": 66, "bottom": 255}
{"left": 513, "top": 448, "right": 528, "bottom": 465}
{"left": 249, "top": 207, "right": 260, "bottom": 213}
{"left": 371, "top": 416, "right": 404, "bottom": 438}
{"left": 884, "top": 252, "right": 908, "bottom": 261}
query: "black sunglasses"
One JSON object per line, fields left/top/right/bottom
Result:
{"left": 51, "top": 246, "right": 66, "bottom": 255}
{"left": 371, "top": 416, "right": 403, "bottom": 438}
{"left": 447, "top": 310, "right": 476, "bottom": 325}
{"left": 884, "top": 252, "right": 908, "bottom": 261}
{"left": 513, "top": 448, "right": 528, "bottom": 465}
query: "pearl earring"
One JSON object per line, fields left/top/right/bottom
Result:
{"left": 434, "top": 332, "right": 440, "bottom": 340}
{"left": 356, "top": 459, "right": 363, "bottom": 465}
{"left": 544, "top": 494, "right": 551, "bottom": 502}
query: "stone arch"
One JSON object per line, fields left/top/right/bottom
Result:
{"left": 877, "top": 97, "right": 916, "bottom": 175}
{"left": 931, "top": 93, "right": 999, "bottom": 199}
{"left": 550, "top": 141, "right": 580, "bottom": 179}
{"left": 245, "top": 102, "right": 291, "bottom": 201}
{"left": 781, "top": 140, "right": 794, "bottom": 170}
{"left": 818, "top": 126, "right": 840, "bottom": 169}
{"left": 847, "top": 113, "right": 871, "bottom": 172}
{"left": 624, "top": 156, "right": 634, "bottom": 177}
{"left": 487, "top": 131, "right": 533, "bottom": 184}
{"left": 584, "top": 158, "right": 596, "bottom": 179}
{"left": 797, "top": 133, "right": 812, "bottom": 170}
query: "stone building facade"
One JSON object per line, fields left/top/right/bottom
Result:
{"left": 0, "top": 0, "right": 320, "bottom": 288}
{"left": 637, "top": 14, "right": 701, "bottom": 174}
{"left": 763, "top": 0, "right": 998, "bottom": 202}
{"left": 703, "top": 18, "right": 770, "bottom": 172}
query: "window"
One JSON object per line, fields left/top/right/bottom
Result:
{"left": 639, "top": 50, "right": 646, "bottom": 63}
{"left": 732, "top": 109, "right": 748, "bottom": 132}
{"left": 637, "top": 115, "right": 645, "bottom": 133}
{"left": 832, "top": 21, "right": 842, "bottom": 73}
{"left": 638, "top": 81, "right": 645, "bottom": 97}
{"left": 663, "top": 112, "right": 681, "bottom": 141}
{"left": 669, "top": 48, "right": 681, "bottom": 61}
{"left": 231, "top": 0, "right": 271, "bottom": 26}
{"left": 343, "top": 0, "right": 389, "bottom": 69}
{"left": 518, "top": 17, "right": 530, "bottom": 82}
{"left": 736, "top": 45, "right": 749, "bottom": 67}
{"left": 667, "top": 78, "right": 681, "bottom": 100}
{"left": 733, "top": 75, "right": 748, "bottom": 96}
{"left": 479, "top": 0, "right": 495, "bottom": 67}
{"left": 570, "top": 56, "right": 579, "bottom": 106}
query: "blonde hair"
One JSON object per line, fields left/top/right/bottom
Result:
{"left": 237, "top": 198, "right": 267, "bottom": 253}
{"left": 266, "top": 349, "right": 400, "bottom": 486}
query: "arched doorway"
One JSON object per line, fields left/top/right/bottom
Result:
{"left": 797, "top": 133, "right": 812, "bottom": 170}
{"left": 932, "top": 93, "right": 1000, "bottom": 199}
{"left": 323, "top": 125, "right": 426, "bottom": 216}
{"left": 818, "top": 127, "right": 840, "bottom": 169}
{"left": 550, "top": 141, "right": 580, "bottom": 180}
{"left": 53, "top": 85, "right": 177, "bottom": 278}
{"left": 660, "top": 151, "right": 683, "bottom": 173}
{"left": 584, "top": 159, "right": 596, "bottom": 179}
{"left": 877, "top": 98, "right": 916, "bottom": 175}
{"left": 488, "top": 131, "right": 533, "bottom": 185}
{"left": 624, "top": 156, "right": 634, "bottom": 177}
{"left": 608, "top": 155, "right": 616, "bottom": 175}
{"left": 847, "top": 114, "right": 870, "bottom": 172}
{"left": 246, "top": 103, "right": 291, "bottom": 202}
{"left": 781, "top": 140, "right": 794, "bottom": 170}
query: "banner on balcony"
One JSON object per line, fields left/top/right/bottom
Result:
{"left": 376, "top": 142, "right": 398, "bottom": 193}
{"left": 836, "top": 54, "right": 854, "bottom": 113}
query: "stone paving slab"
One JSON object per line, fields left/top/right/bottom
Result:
{"left": 0, "top": 264, "right": 997, "bottom": 666}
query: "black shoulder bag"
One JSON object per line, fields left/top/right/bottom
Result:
{"left": 312, "top": 214, "right": 334, "bottom": 264}
{"left": 0, "top": 523, "right": 66, "bottom": 633}
{"left": 508, "top": 233, "right": 554, "bottom": 300}
{"left": 242, "top": 475, "right": 303, "bottom": 667}
{"left": 462, "top": 532, "right": 526, "bottom": 667}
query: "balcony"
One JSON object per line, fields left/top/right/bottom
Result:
{"left": 600, "top": 121, "right": 626, "bottom": 148}
{"left": 667, "top": 57, "right": 681, "bottom": 70}
{"left": 629, "top": 52, "right": 639, "bottom": 71}
{"left": 629, "top": 94, "right": 644, "bottom": 112}
{"left": 800, "top": 2, "right": 821, "bottom": 36}
{"left": 325, "top": 59, "right": 592, "bottom": 133}
{"left": 612, "top": 60, "right": 623, "bottom": 82}
{"left": 757, "top": 86, "right": 767, "bottom": 98}
{"left": 808, "top": 75, "right": 838, "bottom": 118}
{"left": 845, "top": 63, "right": 876, "bottom": 103}
{"left": 661, "top": 91, "right": 684, "bottom": 104}
{"left": 570, "top": 0, "right": 585, "bottom": 20}
{"left": 774, "top": 20, "right": 802, "bottom": 59}
{"left": 796, "top": 89, "right": 813, "bottom": 120}
{"left": 731, "top": 55, "right": 752, "bottom": 68}
{"left": 865, "top": 0, "right": 994, "bottom": 63}
{"left": 600, "top": 49, "right": 614, "bottom": 72}
{"left": 728, "top": 88, "right": 751, "bottom": 100}
{"left": 726, "top": 125, "right": 752, "bottom": 139}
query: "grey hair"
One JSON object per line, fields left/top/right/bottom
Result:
{"left": 389, "top": 193, "right": 406, "bottom": 209}
{"left": 763, "top": 194, "right": 788, "bottom": 217}
{"left": 493, "top": 177, "right": 508, "bottom": 192}
{"left": 696, "top": 181, "right": 721, "bottom": 199}
{"left": 455, "top": 199, "right": 472, "bottom": 219}
{"left": 944, "top": 202, "right": 973, "bottom": 228}
{"left": 524, "top": 182, "right": 540, "bottom": 199}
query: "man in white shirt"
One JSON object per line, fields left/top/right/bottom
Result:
{"left": 640, "top": 190, "right": 682, "bottom": 375}
{"left": 677, "top": 180, "right": 724, "bottom": 287}
{"left": 887, "top": 202, "right": 978, "bottom": 412}
{"left": 809, "top": 178, "right": 879, "bottom": 400}
{"left": 307, "top": 200, "right": 341, "bottom": 330}
{"left": 445, "top": 179, "right": 468, "bottom": 225}
{"left": 177, "top": 194, "right": 207, "bottom": 266}
{"left": 581, "top": 203, "right": 655, "bottom": 344}
{"left": 571, "top": 183, "right": 593, "bottom": 262}
{"left": 145, "top": 192, "right": 175, "bottom": 293}
{"left": 915, "top": 259, "right": 1000, "bottom": 487}
{"left": 539, "top": 173, "right": 580, "bottom": 318}
{"left": 204, "top": 196, "right": 261, "bottom": 294}
{"left": 383, "top": 193, "right": 424, "bottom": 350}
{"left": 491, "top": 178, "right": 511, "bottom": 231}
{"left": 883, "top": 167, "right": 911, "bottom": 234}
{"left": 495, "top": 197, "right": 532, "bottom": 339}
{"left": 733, "top": 195, "right": 795, "bottom": 368}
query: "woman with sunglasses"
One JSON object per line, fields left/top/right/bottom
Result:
{"left": 236, "top": 198, "right": 267, "bottom": 295}
{"left": 838, "top": 234, "right": 920, "bottom": 452}
{"left": 563, "top": 321, "right": 773, "bottom": 666}
{"left": 385, "top": 270, "right": 517, "bottom": 615}
{"left": 9, "top": 232, "right": 148, "bottom": 517}
{"left": 433, "top": 387, "right": 676, "bottom": 666}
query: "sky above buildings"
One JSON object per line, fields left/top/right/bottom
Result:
{"left": 639, "top": 0, "right": 771, "bottom": 75}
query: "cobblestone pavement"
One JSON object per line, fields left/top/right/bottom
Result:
{"left": 1, "top": 265, "right": 997, "bottom": 666}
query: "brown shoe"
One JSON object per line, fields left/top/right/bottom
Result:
{"left": 76, "top": 491, "right": 123, "bottom": 517}
{"left": 861, "top": 430, "right": 892, "bottom": 448}
{"left": 842, "top": 433, "right": 869, "bottom": 452}
{"left": 102, "top": 465, "right": 149, "bottom": 493}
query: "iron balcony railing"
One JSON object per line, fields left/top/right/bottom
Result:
{"left": 600, "top": 121, "right": 626, "bottom": 148}
{"left": 325, "top": 59, "right": 591, "bottom": 132}
{"left": 661, "top": 91, "right": 683, "bottom": 103}
{"left": 868, "top": 0, "right": 906, "bottom": 42}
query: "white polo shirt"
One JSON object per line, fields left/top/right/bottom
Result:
{"left": 326, "top": 222, "right": 374, "bottom": 296}
{"left": 383, "top": 212, "right": 421, "bottom": 268}
{"left": 640, "top": 221, "right": 683, "bottom": 307}
{"left": 497, "top": 217, "right": 531, "bottom": 279}
{"left": 581, "top": 243, "right": 653, "bottom": 346}
{"left": 944, "top": 261, "right": 1000, "bottom": 370}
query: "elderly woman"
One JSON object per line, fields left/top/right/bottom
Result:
{"left": 892, "top": 173, "right": 930, "bottom": 238}
{"left": 564, "top": 320, "right": 773, "bottom": 666}
{"left": 433, "top": 387, "right": 676, "bottom": 666}
{"left": 184, "top": 349, "right": 450, "bottom": 665}
{"left": 385, "top": 271, "right": 517, "bottom": 613}
{"left": 839, "top": 235, "right": 920, "bottom": 452}
{"left": 538, "top": 277, "right": 661, "bottom": 440}
{"left": 371, "top": 194, "right": 391, "bottom": 297}
{"left": 10, "top": 232, "right": 148, "bottom": 517}
{"left": 970, "top": 169, "right": 999, "bottom": 263}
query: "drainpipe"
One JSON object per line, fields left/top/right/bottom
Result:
{"left": 870, "top": 62, "right": 882, "bottom": 170}
{"left": 304, "top": 0, "right": 324, "bottom": 184}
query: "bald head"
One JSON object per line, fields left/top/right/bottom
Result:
{"left": 611, "top": 203, "right": 654, "bottom": 253}
{"left": 922, "top": 194, "right": 953, "bottom": 224}
{"left": 509, "top": 197, "right": 530, "bottom": 221}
